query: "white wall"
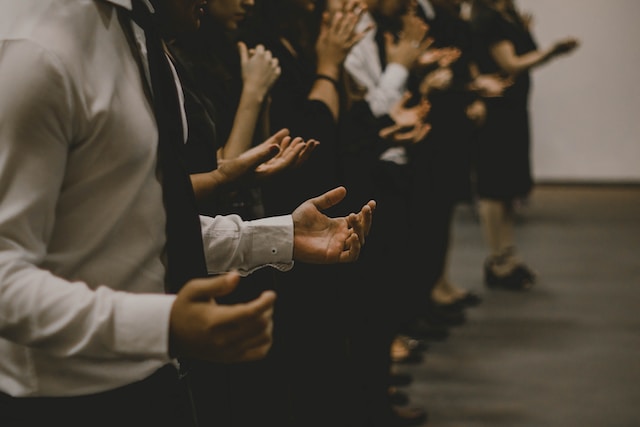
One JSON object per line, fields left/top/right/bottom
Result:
{"left": 517, "top": 0, "right": 640, "bottom": 183}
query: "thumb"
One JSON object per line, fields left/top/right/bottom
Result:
{"left": 237, "top": 41, "right": 249, "bottom": 66}
{"left": 242, "top": 142, "right": 280, "bottom": 168}
{"left": 310, "top": 186, "right": 347, "bottom": 211}
{"left": 181, "top": 272, "right": 241, "bottom": 302}
{"left": 400, "top": 90, "right": 412, "bottom": 106}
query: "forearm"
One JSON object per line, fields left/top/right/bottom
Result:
{"left": 308, "top": 76, "right": 341, "bottom": 121}
{"left": 190, "top": 171, "right": 222, "bottom": 203}
{"left": 491, "top": 41, "right": 554, "bottom": 76}
{"left": 219, "top": 89, "right": 264, "bottom": 160}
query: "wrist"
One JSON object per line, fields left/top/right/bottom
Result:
{"left": 314, "top": 74, "right": 341, "bottom": 92}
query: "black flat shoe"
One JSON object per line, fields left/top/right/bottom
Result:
{"left": 389, "top": 371, "right": 413, "bottom": 387}
{"left": 399, "top": 318, "right": 450, "bottom": 342}
{"left": 388, "top": 387, "right": 410, "bottom": 406}
{"left": 485, "top": 259, "right": 536, "bottom": 291}
{"left": 432, "top": 291, "right": 482, "bottom": 312}
{"left": 455, "top": 291, "right": 482, "bottom": 307}
{"left": 391, "top": 405, "right": 428, "bottom": 427}
{"left": 392, "top": 347, "right": 424, "bottom": 365}
{"left": 423, "top": 303, "right": 467, "bottom": 328}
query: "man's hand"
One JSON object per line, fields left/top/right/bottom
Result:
{"left": 292, "top": 186, "right": 376, "bottom": 264}
{"left": 169, "top": 272, "right": 277, "bottom": 363}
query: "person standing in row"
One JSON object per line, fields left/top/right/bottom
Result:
{"left": 469, "top": 0, "right": 579, "bottom": 290}
{"left": 0, "top": 1, "right": 375, "bottom": 426}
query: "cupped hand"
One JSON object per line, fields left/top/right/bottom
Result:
{"left": 292, "top": 186, "right": 374, "bottom": 264}
{"left": 379, "top": 92, "right": 431, "bottom": 144}
{"left": 169, "top": 272, "right": 277, "bottom": 363}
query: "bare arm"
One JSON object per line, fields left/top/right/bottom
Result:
{"left": 310, "top": 1, "right": 370, "bottom": 120}
{"left": 219, "top": 43, "right": 281, "bottom": 160}
{"left": 490, "top": 37, "right": 579, "bottom": 76}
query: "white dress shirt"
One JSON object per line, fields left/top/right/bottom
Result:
{"left": 0, "top": 0, "right": 293, "bottom": 397}
{"left": 343, "top": 11, "right": 411, "bottom": 165}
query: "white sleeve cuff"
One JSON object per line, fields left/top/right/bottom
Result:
{"left": 201, "top": 214, "right": 294, "bottom": 276}
{"left": 113, "top": 291, "right": 176, "bottom": 360}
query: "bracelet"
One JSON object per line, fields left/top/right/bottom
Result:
{"left": 315, "top": 74, "right": 340, "bottom": 92}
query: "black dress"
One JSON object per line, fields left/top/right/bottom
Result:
{"left": 470, "top": 7, "right": 538, "bottom": 200}
{"left": 400, "top": 3, "right": 479, "bottom": 320}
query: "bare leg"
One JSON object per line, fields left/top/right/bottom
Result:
{"left": 478, "top": 198, "right": 506, "bottom": 258}
{"left": 478, "top": 198, "right": 518, "bottom": 275}
{"left": 478, "top": 198, "right": 535, "bottom": 288}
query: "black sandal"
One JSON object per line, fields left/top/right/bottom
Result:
{"left": 484, "top": 256, "right": 536, "bottom": 291}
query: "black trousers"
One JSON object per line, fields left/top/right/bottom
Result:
{"left": 0, "top": 364, "right": 196, "bottom": 427}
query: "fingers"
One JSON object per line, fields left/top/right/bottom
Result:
{"left": 310, "top": 186, "right": 347, "bottom": 211}
{"left": 413, "top": 122, "right": 432, "bottom": 142}
{"left": 338, "top": 231, "right": 361, "bottom": 263}
{"left": 208, "top": 290, "right": 277, "bottom": 362}
{"left": 181, "top": 272, "right": 241, "bottom": 302}
{"left": 277, "top": 137, "right": 306, "bottom": 163}
{"left": 252, "top": 143, "right": 281, "bottom": 166}
{"left": 237, "top": 41, "right": 248, "bottom": 65}
{"left": 349, "top": 200, "right": 376, "bottom": 243}
{"left": 379, "top": 123, "right": 402, "bottom": 139}
{"left": 294, "top": 139, "right": 319, "bottom": 167}
{"left": 419, "top": 36, "right": 434, "bottom": 52}
{"left": 400, "top": 90, "right": 412, "bottom": 106}
{"left": 265, "top": 128, "right": 290, "bottom": 145}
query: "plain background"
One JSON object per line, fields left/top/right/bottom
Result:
{"left": 513, "top": 0, "right": 639, "bottom": 183}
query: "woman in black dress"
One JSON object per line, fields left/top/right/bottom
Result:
{"left": 240, "top": 2, "right": 372, "bottom": 426}
{"left": 469, "top": 0, "right": 578, "bottom": 290}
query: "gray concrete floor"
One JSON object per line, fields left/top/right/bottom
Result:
{"left": 397, "top": 185, "right": 640, "bottom": 427}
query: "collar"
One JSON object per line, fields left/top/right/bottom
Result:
{"left": 417, "top": 0, "right": 436, "bottom": 20}
{"left": 101, "top": 0, "right": 154, "bottom": 13}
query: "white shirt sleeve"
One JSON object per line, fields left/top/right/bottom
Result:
{"left": 344, "top": 16, "right": 410, "bottom": 117}
{"left": 200, "top": 214, "right": 294, "bottom": 276}
{"left": 0, "top": 39, "right": 174, "bottom": 362}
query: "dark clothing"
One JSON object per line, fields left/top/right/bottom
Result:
{"left": 170, "top": 16, "right": 265, "bottom": 219}
{"left": 402, "top": 3, "right": 479, "bottom": 319}
{"left": 240, "top": 24, "right": 359, "bottom": 427}
{"left": 470, "top": 7, "right": 538, "bottom": 200}
{"left": 0, "top": 365, "right": 194, "bottom": 427}
{"left": 169, "top": 18, "right": 278, "bottom": 427}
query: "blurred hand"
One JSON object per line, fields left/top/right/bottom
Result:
{"left": 379, "top": 91, "right": 432, "bottom": 144}
{"left": 471, "top": 73, "right": 513, "bottom": 97}
{"left": 466, "top": 99, "right": 487, "bottom": 127}
{"left": 316, "top": 0, "right": 370, "bottom": 75}
{"left": 419, "top": 67, "right": 453, "bottom": 95}
{"left": 169, "top": 272, "right": 277, "bottom": 363}
{"left": 551, "top": 37, "right": 580, "bottom": 56}
{"left": 386, "top": 12, "right": 431, "bottom": 69}
{"left": 437, "top": 47, "right": 462, "bottom": 67}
